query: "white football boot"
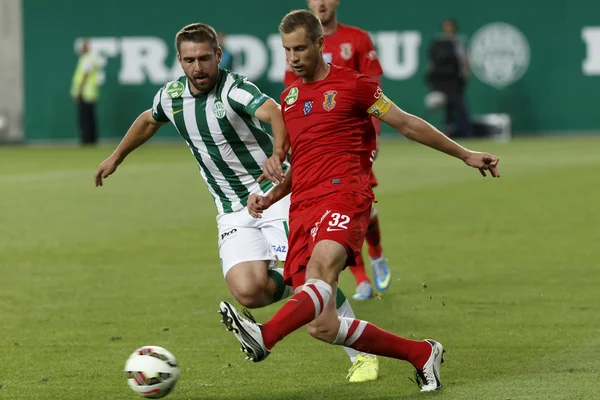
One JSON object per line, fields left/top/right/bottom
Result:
{"left": 414, "top": 339, "right": 445, "bottom": 392}
{"left": 218, "top": 301, "right": 270, "bottom": 362}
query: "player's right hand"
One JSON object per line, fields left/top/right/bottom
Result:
{"left": 94, "top": 156, "right": 121, "bottom": 187}
{"left": 247, "top": 194, "right": 272, "bottom": 219}
{"left": 258, "top": 153, "right": 285, "bottom": 185}
{"left": 463, "top": 151, "right": 500, "bottom": 178}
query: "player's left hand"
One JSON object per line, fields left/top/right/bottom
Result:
{"left": 247, "top": 194, "right": 273, "bottom": 219}
{"left": 463, "top": 151, "right": 500, "bottom": 178}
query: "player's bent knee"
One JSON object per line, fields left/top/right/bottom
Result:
{"left": 228, "top": 279, "right": 270, "bottom": 308}
{"left": 231, "top": 290, "right": 265, "bottom": 309}
{"left": 225, "top": 261, "right": 272, "bottom": 308}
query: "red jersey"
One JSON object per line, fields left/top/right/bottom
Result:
{"left": 281, "top": 65, "right": 391, "bottom": 203}
{"left": 284, "top": 23, "right": 383, "bottom": 87}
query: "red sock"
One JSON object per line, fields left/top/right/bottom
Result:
{"left": 366, "top": 215, "right": 383, "bottom": 259}
{"left": 261, "top": 279, "right": 332, "bottom": 350}
{"left": 348, "top": 253, "right": 371, "bottom": 285}
{"left": 334, "top": 318, "right": 432, "bottom": 369}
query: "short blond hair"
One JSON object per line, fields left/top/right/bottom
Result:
{"left": 279, "top": 10, "right": 323, "bottom": 42}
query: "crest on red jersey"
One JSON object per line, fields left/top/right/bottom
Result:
{"left": 340, "top": 43, "right": 353, "bottom": 60}
{"left": 322, "top": 90, "right": 338, "bottom": 112}
{"left": 303, "top": 101, "right": 313, "bottom": 115}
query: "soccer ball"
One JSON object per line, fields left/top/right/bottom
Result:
{"left": 124, "top": 346, "right": 180, "bottom": 398}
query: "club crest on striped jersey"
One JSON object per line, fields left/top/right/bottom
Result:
{"left": 303, "top": 101, "right": 313, "bottom": 115}
{"left": 285, "top": 87, "right": 299, "bottom": 105}
{"left": 166, "top": 81, "right": 184, "bottom": 98}
{"left": 213, "top": 100, "right": 226, "bottom": 119}
{"left": 340, "top": 43, "right": 353, "bottom": 60}
{"left": 322, "top": 90, "right": 338, "bottom": 111}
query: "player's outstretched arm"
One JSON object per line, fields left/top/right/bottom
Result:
{"left": 94, "top": 110, "right": 167, "bottom": 187}
{"left": 254, "top": 98, "right": 290, "bottom": 183}
{"left": 379, "top": 104, "right": 500, "bottom": 177}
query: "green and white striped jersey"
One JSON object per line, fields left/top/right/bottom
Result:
{"left": 151, "top": 69, "right": 288, "bottom": 214}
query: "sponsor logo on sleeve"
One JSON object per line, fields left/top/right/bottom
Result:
{"left": 166, "top": 81, "right": 185, "bottom": 98}
{"left": 285, "top": 87, "right": 299, "bottom": 105}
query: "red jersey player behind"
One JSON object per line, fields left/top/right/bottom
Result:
{"left": 285, "top": 0, "right": 389, "bottom": 300}
{"left": 219, "top": 10, "right": 499, "bottom": 393}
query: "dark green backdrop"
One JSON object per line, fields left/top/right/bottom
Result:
{"left": 23, "top": 0, "right": 600, "bottom": 140}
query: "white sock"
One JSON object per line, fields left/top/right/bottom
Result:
{"left": 336, "top": 299, "right": 374, "bottom": 362}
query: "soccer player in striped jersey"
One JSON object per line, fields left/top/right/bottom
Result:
{"left": 93, "top": 22, "right": 377, "bottom": 381}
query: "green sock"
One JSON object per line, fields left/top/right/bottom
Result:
{"left": 269, "top": 269, "right": 347, "bottom": 308}
{"left": 336, "top": 287, "right": 347, "bottom": 310}
{"left": 268, "top": 268, "right": 293, "bottom": 303}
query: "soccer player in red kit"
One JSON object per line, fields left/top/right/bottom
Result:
{"left": 219, "top": 10, "right": 500, "bottom": 392}
{"left": 284, "top": 0, "right": 390, "bottom": 300}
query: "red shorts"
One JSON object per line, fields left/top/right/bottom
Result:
{"left": 369, "top": 171, "right": 378, "bottom": 188}
{"left": 285, "top": 191, "right": 374, "bottom": 289}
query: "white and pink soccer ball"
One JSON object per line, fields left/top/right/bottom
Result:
{"left": 124, "top": 346, "right": 180, "bottom": 398}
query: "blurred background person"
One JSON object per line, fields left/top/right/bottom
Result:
{"left": 425, "top": 18, "right": 471, "bottom": 138}
{"left": 70, "top": 39, "right": 99, "bottom": 146}
{"left": 218, "top": 32, "right": 234, "bottom": 70}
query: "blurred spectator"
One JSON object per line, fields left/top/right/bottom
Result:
{"left": 218, "top": 32, "right": 234, "bottom": 70}
{"left": 425, "top": 19, "right": 471, "bottom": 138}
{"left": 70, "top": 39, "right": 99, "bottom": 145}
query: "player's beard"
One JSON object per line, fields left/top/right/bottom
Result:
{"left": 189, "top": 71, "right": 217, "bottom": 94}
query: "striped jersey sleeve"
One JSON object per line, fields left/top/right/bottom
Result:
{"left": 151, "top": 86, "right": 169, "bottom": 122}
{"left": 227, "top": 78, "right": 270, "bottom": 117}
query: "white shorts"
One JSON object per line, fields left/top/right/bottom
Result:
{"left": 217, "top": 194, "right": 290, "bottom": 276}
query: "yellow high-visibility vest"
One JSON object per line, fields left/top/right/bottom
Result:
{"left": 71, "top": 53, "right": 99, "bottom": 102}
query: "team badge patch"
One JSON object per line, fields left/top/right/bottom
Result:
{"left": 322, "top": 90, "right": 337, "bottom": 112}
{"left": 303, "top": 101, "right": 313, "bottom": 115}
{"left": 285, "top": 87, "right": 299, "bottom": 105}
{"left": 213, "top": 100, "right": 226, "bottom": 119}
{"left": 340, "top": 43, "right": 353, "bottom": 60}
{"left": 323, "top": 53, "right": 333, "bottom": 63}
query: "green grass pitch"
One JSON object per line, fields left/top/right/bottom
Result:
{"left": 1, "top": 136, "right": 599, "bottom": 399}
